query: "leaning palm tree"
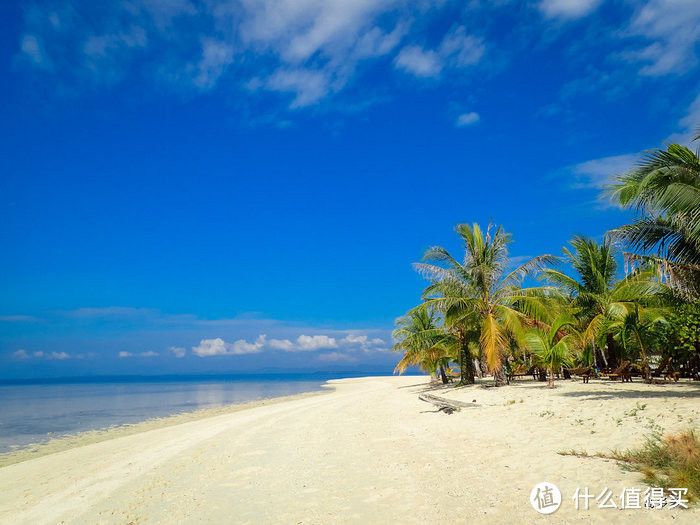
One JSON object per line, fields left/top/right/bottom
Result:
{"left": 392, "top": 306, "right": 454, "bottom": 383}
{"left": 525, "top": 315, "right": 577, "bottom": 388}
{"left": 415, "top": 222, "right": 557, "bottom": 386}
{"left": 541, "top": 236, "right": 668, "bottom": 367}
{"left": 607, "top": 140, "right": 700, "bottom": 298}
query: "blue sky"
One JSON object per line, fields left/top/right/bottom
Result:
{"left": 2, "top": 0, "right": 700, "bottom": 379}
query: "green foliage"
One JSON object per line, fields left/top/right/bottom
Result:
{"left": 606, "top": 140, "right": 700, "bottom": 298}
{"left": 392, "top": 306, "right": 454, "bottom": 376}
{"left": 616, "top": 430, "right": 700, "bottom": 502}
{"left": 414, "top": 222, "right": 558, "bottom": 385}
{"left": 541, "top": 236, "right": 669, "bottom": 364}
{"left": 525, "top": 314, "right": 576, "bottom": 387}
{"left": 650, "top": 301, "right": 700, "bottom": 361}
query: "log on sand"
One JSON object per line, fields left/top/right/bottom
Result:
{"left": 418, "top": 393, "right": 474, "bottom": 414}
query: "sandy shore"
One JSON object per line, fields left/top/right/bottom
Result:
{"left": 0, "top": 376, "right": 698, "bottom": 524}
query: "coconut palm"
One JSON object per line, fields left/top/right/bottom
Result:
{"left": 525, "top": 315, "right": 577, "bottom": 388}
{"left": 607, "top": 140, "right": 700, "bottom": 298}
{"left": 604, "top": 306, "right": 666, "bottom": 383}
{"left": 415, "top": 222, "right": 557, "bottom": 386}
{"left": 392, "top": 306, "right": 454, "bottom": 383}
{"left": 541, "top": 236, "right": 668, "bottom": 367}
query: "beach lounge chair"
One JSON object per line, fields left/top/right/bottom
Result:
{"left": 651, "top": 357, "right": 672, "bottom": 378}
{"left": 664, "top": 363, "right": 681, "bottom": 382}
{"left": 565, "top": 366, "right": 592, "bottom": 383}
{"left": 507, "top": 364, "right": 528, "bottom": 383}
{"left": 606, "top": 361, "right": 631, "bottom": 382}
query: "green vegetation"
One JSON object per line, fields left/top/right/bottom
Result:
{"left": 410, "top": 223, "right": 555, "bottom": 386}
{"left": 393, "top": 131, "right": 699, "bottom": 387}
{"left": 562, "top": 430, "right": 700, "bottom": 502}
{"left": 525, "top": 314, "right": 576, "bottom": 388}
{"left": 619, "top": 430, "right": 700, "bottom": 502}
{"left": 607, "top": 139, "right": 700, "bottom": 299}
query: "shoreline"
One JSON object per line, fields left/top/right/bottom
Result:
{"left": 0, "top": 384, "right": 333, "bottom": 468}
{"left": 1, "top": 375, "right": 698, "bottom": 523}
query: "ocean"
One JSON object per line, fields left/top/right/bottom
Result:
{"left": 0, "top": 373, "right": 373, "bottom": 453}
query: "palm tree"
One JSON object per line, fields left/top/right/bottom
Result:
{"left": 541, "top": 236, "right": 668, "bottom": 368}
{"left": 525, "top": 315, "right": 577, "bottom": 388}
{"left": 415, "top": 222, "right": 557, "bottom": 386}
{"left": 607, "top": 140, "right": 700, "bottom": 298}
{"left": 604, "top": 306, "right": 665, "bottom": 383}
{"left": 392, "top": 306, "right": 454, "bottom": 383}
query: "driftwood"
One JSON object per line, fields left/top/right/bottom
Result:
{"left": 418, "top": 393, "right": 473, "bottom": 414}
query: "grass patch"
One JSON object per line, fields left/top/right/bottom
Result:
{"left": 560, "top": 429, "right": 699, "bottom": 503}
{"left": 615, "top": 430, "right": 699, "bottom": 502}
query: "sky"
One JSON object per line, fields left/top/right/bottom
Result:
{"left": 2, "top": 0, "right": 700, "bottom": 379}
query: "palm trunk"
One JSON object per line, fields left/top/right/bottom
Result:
{"left": 547, "top": 368, "right": 554, "bottom": 388}
{"left": 474, "top": 358, "right": 483, "bottom": 378}
{"left": 494, "top": 366, "right": 508, "bottom": 387}
{"left": 439, "top": 366, "right": 449, "bottom": 384}
{"left": 592, "top": 341, "right": 597, "bottom": 368}
{"left": 458, "top": 332, "right": 475, "bottom": 385}
{"left": 606, "top": 333, "right": 617, "bottom": 368}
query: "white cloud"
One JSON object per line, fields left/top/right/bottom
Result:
{"left": 623, "top": 0, "right": 700, "bottom": 77}
{"left": 51, "top": 351, "right": 70, "bottom": 360}
{"left": 565, "top": 92, "right": 700, "bottom": 194}
{"left": 265, "top": 68, "right": 332, "bottom": 108}
{"left": 341, "top": 334, "right": 369, "bottom": 346}
{"left": 13, "top": 349, "right": 47, "bottom": 359}
{"left": 295, "top": 334, "right": 338, "bottom": 351}
{"left": 317, "top": 351, "right": 357, "bottom": 362}
{"left": 538, "top": 0, "right": 602, "bottom": 20}
{"left": 265, "top": 333, "right": 386, "bottom": 352}
{"left": 267, "top": 338, "right": 295, "bottom": 351}
{"left": 394, "top": 46, "right": 443, "bottom": 77}
{"left": 339, "top": 334, "right": 386, "bottom": 351}
{"left": 569, "top": 153, "right": 638, "bottom": 189}
{"left": 394, "top": 26, "right": 484, "bottom": 79}
{"left": 192, "top": 39, "right": 234, "bottom": 90}
{"left": 192, "top": 335, "right": 266, "bottom": 357}
{"left": 119, "top": 350, "right": 160, "bottom": 358}
{"left": 439, "top": 26, "right": 484, "bottom": 67}
{"left": 170, "top": 346, "right": 186, "bottom": 358}
{"left": 456, "top": 112, "right": 480, "bottom": 127}
{"left": 16, "top": 2, "right": 487, "bottom": 108}
{"left": 192, "top": 338, "right": 228, "bottom": 357}
{"left": 20, "top": 34, "right": 48, "bottom": 67}
{"left": 238, "top": 0, "right": 401, "bottom": 63}
{"left": 666, "top": 91, "right": 700, "bottom": 145}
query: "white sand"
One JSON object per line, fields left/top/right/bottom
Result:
{"left": 0, "top": 375, "right": 698, "bottom": 524}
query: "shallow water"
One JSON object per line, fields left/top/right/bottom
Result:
{"left": 0, "top": 375, "right": 333, "bottom": 453}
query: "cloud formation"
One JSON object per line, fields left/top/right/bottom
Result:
{"left": 119, "top": 350, "right": 159, "bottom": 358}
{"left": 569, "top": 153, "right": 639, "bottom": 189}
{"left": 187, "top": 332, "right": 387, "bottom": 356}
{"left": 192, "top": 335, "right": 266, "bottom": 357}
{"left": 623, "top": 0, "right": 700, "bottom": 76}
{"left": 538, "top": 0, "right": 602, "bottom": 20}
{"left": 170, "top": 346, "right": 186, "bottom": 358}
{"left": 394, "top": 26, "right": 484, "bottom": 79}
{"left": 15, "top": 1, "right": 485, "bottom": 108}
{"left": 295, "top": 334, "right": 338, "bottom": 351}
{"left": 456, "top": 112, "right": 480, "bottom": 127}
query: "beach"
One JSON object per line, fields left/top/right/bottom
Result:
{"left": 0, "top": 375, "right": 698, "bottom": 524}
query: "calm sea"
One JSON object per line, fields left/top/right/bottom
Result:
{"left": 0, "top": 373, "right": 372, "bottom": 453}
